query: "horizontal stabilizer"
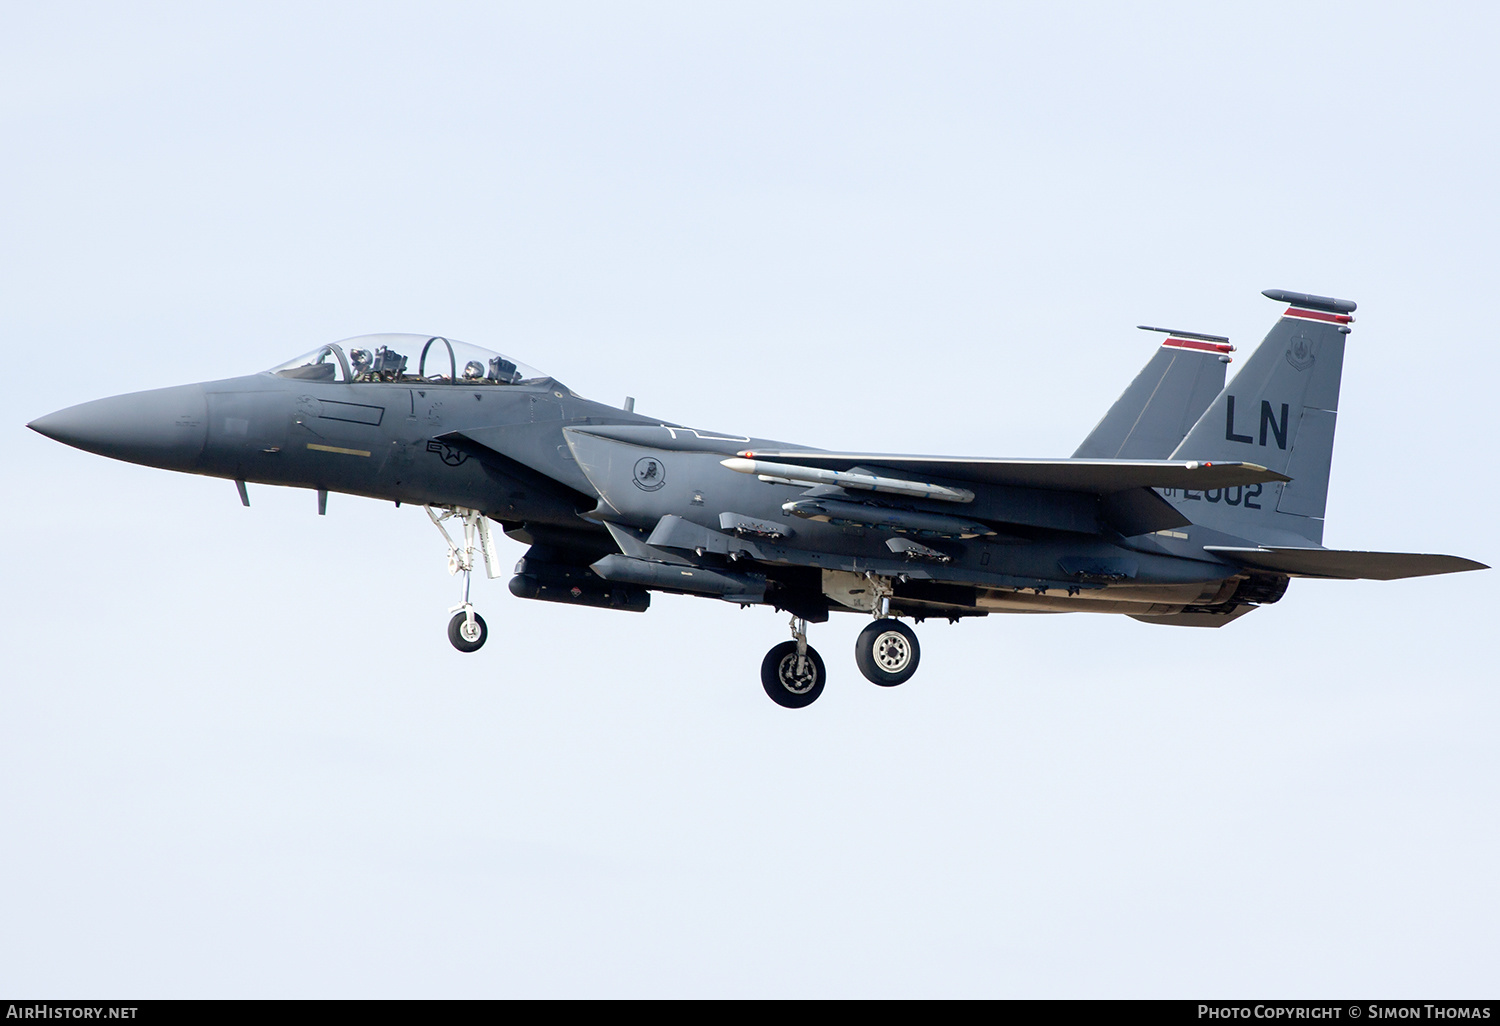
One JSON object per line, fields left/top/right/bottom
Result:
{"left": 1204, "top": 546, "right": 1488, "bottom": 581}
{"left": 736, "top": 451, "right": 1289, "bottom": 494}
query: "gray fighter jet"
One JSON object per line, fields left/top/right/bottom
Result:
{"left": 28, "top": 290, "right": 1487, "bottom": 708}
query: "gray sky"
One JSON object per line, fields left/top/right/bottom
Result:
{"left": 3, "top": 1, "right": 1496, "bottom": 997}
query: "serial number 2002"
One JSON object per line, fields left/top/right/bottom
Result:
{"left": 1157, "top": 484, "right": 1263, "bottom": 508}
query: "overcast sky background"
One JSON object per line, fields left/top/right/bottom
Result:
{"left": 3, "top": 1, "right": 1497, "bottom": 998}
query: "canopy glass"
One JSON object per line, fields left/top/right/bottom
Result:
{"left": 270, "top": 334, "right": 546, "bottom": 386}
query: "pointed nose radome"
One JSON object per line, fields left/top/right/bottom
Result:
{"left": 28, "top": 383, "right": 208, "bottom": 471}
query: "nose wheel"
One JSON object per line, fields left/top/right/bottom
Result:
{"left": 761, "top": 616, "right": 826, "bottom": 708}
{"left": 448, "top": 609, "right": 488, "bottom": 652}
{"left": 855, "top": 618, "right": 920, "bottom": 686}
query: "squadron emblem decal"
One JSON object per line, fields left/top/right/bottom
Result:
{"left": 633, "top": 456, "right": 666, "bottom": 491}
{"left": 1285, "top": 331, "right": 1316, "bottom": 372}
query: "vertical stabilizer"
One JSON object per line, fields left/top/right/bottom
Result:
{"left": 1167, "top": 290, "right": 1355, "bottom": 545}
{"left": 1073, "top": 327, "right": 1231, "bottom": 459}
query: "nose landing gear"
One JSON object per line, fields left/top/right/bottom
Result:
{"left": 761, "top": 616, "right": 826, "bottom": 708}
{"left": 426, "top": 505, "right": 500, "bottom": 653}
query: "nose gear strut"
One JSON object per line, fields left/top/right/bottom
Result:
{"left": 425, "top": 505, "right": 501, "bottom": 653}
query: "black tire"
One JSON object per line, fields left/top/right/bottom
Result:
{"left": 760, "top": 640, "right": 826, "bottom": 709}
{"left": 855, "top": 619, "right": 920, "bottom": 686}
{"left": 447, "top": 611, "right": 488, "bottom": 653}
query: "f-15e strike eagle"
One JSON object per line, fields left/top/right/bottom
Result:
{"left": 28, "top": 289, "right": 1486, "bottom": 707}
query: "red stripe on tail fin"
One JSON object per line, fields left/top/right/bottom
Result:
{"left": 1285, "top": 307, "right": 1353, "bottom": 324}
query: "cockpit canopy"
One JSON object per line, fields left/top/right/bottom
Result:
{"left": 269, "top": 334, "right": 548, "bottom": 386}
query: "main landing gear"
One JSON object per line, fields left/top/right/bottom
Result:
{"left": 426, "top": 505, "right": 499, "bottom": 653}
{"left": 852, "top": 575, "right": 920, "bottom": 687}
{"left": 855, "top": 619, "right": 920, "bottom": 686}
{"left": 758, "top": 576, "right": 924, "bottom": 708}
{"left": 761, "top": 616, "right": 826, "bottom": 709}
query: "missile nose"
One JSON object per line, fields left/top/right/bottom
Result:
{"left": 28, "top": 383, "right": 209, "bottom": 471}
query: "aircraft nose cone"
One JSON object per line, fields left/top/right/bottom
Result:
{"left": 28, "top": 383, "right": 209, "bottom": 471}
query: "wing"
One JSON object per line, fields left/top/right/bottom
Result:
{"left": 734, "top": 450, "right": 1289, "bottom": 493}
